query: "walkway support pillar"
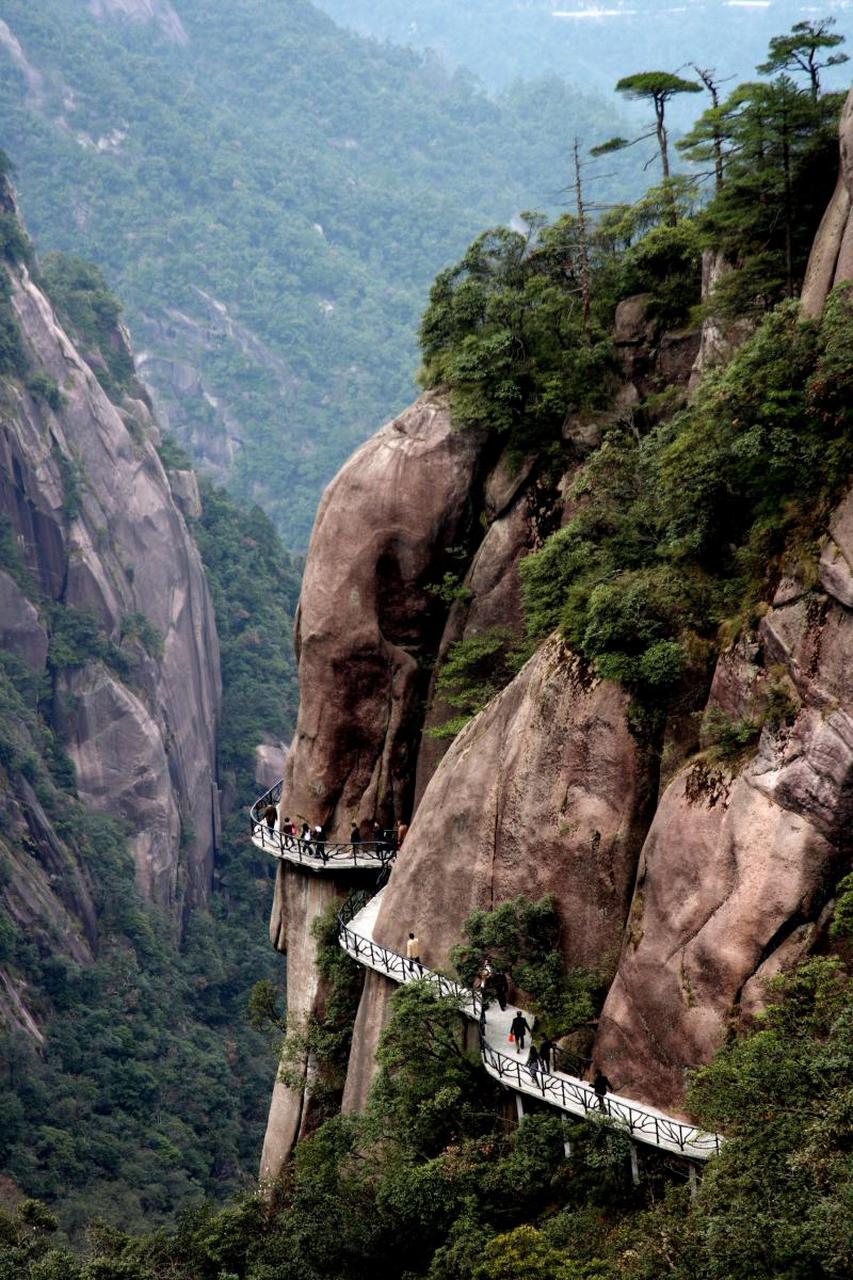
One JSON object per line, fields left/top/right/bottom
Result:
{"left": 515, "top": 1093, "right": 525, "bottom": 1123}
{"left": 629, "top": 1141, "right": 640, "bottom": 1187}
{"left": 688, "top": 1161, "right": 699, "bottom": 1198}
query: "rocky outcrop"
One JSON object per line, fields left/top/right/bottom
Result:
{"left": 336, "top": 635, "right": 655, "bottom": 1106}
{"left": 374, "top": 636, "right": 652, "bottom": 972}
{"left": 801, "top": 87, "right": 853, "bottom": 317}
{"left": 413, "top": 453, "right": 541, "bottom": 803}
{"left": 0, "top": 570, "right": 48, "bottom": 670}
{"left": 281, "top": 391, "right": 486, "bottom": 837}
{"left": 593, "top": 559, "right": 852, "bottom": 1113}
{"left": 1, "top": 253, "right": 221, "bottom": 917}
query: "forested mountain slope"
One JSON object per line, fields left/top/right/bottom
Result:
{"left": 0, "top": 168, "right": 301, "bottom": 1235}
{"left": 0, "top": 0, "right": 627, "bottom": 546}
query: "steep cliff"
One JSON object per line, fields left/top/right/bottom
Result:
{"left": 0, "top": 177, "right": 221, "bottom": 945}
{"left": 264, "top": 87, "right": 853, "bottom": 1160}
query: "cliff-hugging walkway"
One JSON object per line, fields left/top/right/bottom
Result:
{"left": 337, "top": 889, "right": 722, "bottom": 1162}
{"left": 254, "top": 784, "right": 721, "bottom": 1162}
{"left": 251, "top": 783, "right": 397, "bottom": 871}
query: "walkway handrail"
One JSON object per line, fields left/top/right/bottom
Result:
{"left": 336, "top": 896, "right": 481, "bottom": 1011}
{"left": 336, "top": 893, "right": 722, "bottom": 1160}
{"left": 251, "top": 782, "right": 397, "bottom": 870}
{"left": 480, "top": 1039, "right": 721, "bottom": 1155}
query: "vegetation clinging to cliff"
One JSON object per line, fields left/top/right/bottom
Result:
{"left": 521, "top": 287, "right": 853, "bottom": 698}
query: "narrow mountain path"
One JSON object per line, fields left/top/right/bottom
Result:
{"left": 337, "top": 889, "right": 722, "bottom": 1161}
{"left": 253, "top": 784, "right": 721, "bottom": 1161}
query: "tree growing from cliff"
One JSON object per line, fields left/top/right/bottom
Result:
{"left": 758, "top": 17, "right": 848, "bottom": 100}
{"left": 592, "top": 71, "right": 701, "bottom": 224}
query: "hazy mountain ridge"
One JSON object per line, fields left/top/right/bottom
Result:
{"left": 0, "top": 0, "right": 631, "bottom": 547}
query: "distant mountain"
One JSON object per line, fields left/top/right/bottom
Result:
{"left": 0, "top": 0, "right": 631, "bottom": 547}
{"left": 317, "top": 0, "right": 852, "bottom": 104}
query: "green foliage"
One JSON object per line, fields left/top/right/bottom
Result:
{"left": 53, "top": 448, "right": 84, "bottom": 520}
{"left": 419, "top": 218, "right": 618, "bottom": 449}
{"left": 1, "top": 948, "right": 850, "bottom": 1278}
{"left": 429, "top": 628, "right": 527, "bottom": 739}
{"left": 39, "top": 254, "right": 134, "bottom": 401}
{"left": 155, "top": 434, "right": 192, "bottom": 472}
{"left": 699, "top": 707, "right": 761, "bottom": 763}
{"left": 614, "top": 71, "right": 702, "bottom": 102}
{"left": 47, "top": 605, "right": 133, "bottom": 679}
{"left": 193, "top": 480, "right": 300, "bottom": 789}
{"left": 520, "top": 287, "right": 853, "bottom": 707}
{"left": 120, "top": 613, "right": 163, "bottom": 661}
{"left": 0, "top": 1, "right": 630, "bottom": 547}
{"left": 830, "top": 873, "right": 853, "bottom": 942}
{"left": 452, "top": 896, "right": 601, "bottom": 1037}
{"left": 26, "top": 372, "right": 63, "bottom": 411}
{"left": 0, "top": 513, "right": 30, "bottom": 589}
{"left": 368, "top": 982, "right": 488, "bottom": 1158}
{"left": 619, "top": 220, "right": 701, "bottom": 326}
{"left": 684, "top": 76, "right": 841, "bottom": 314}
{"left": 0, "top": 264, "right": 25, "bottom": 377}
{"left": 758, "top": 17, "right": 849, "bottom": 97}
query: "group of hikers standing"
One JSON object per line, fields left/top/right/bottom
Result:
{"left": 260, "top": 799, "right": 408, "bottom": 851}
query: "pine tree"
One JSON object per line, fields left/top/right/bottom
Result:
{"left": 758, "top": 18, "right": 848, "bottom": 100}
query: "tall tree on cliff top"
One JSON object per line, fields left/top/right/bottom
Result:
{"left": 758, "top": 17, "right": 849, "bottom": 100}
{"left": 592, "top": 71, "right": 701, "bottom": 223}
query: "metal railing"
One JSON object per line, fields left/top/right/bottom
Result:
{"left": 337, "top": 893, "right": 481, "bottom": 1010}
{"left": 251, "top": 782, "right": 398, "bottom": 869}
{"left": 479, "top": 1038, "right": 721, "bottom": 1156}
{"left": 336, "top": 892, "right": 722, "bottom": 1160}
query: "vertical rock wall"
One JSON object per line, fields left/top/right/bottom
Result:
{"left": 1, "top": 258, "right": 221, "bottom": 917}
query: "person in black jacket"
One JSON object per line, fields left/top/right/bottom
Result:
{"left": 593, "top": 1067, "right": 611, "bottom": 1112}
{"left": 510, "top": 1011, "right": 532, "bottom": 1052}
{"left": 538, "top": 1036, "right": 554, "bottom": 1073}
{"left": 350, "top": 821, "right": 361, "bottom": 845}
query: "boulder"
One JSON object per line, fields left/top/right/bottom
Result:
{"left": 280, "top": 391, "right": 485, "bottom": 836}
{"left": 5, "top": 261, "right": 221, "bottom": 915}
{"left": 594, "top": 557, "right": 853, "bottom": 1113}
{"left": 373, "top": 635, "right": 651, "bottom": 972}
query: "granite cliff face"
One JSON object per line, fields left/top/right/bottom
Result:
{"left": 0, "top": 184, "right": 221, "bottom": 1006}
{"left": 263, "top": 91, "right": 853, "bottom": 1167}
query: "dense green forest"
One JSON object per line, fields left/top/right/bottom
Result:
{"left": 0, "top": 0, "right": 630, "bottom": 546}
{"left": 0, "top": 241, "right": 302, "bottom": 1237}
{"left": 3, "top": 947, "right": 851, "bottom": 1278}
{"left": 419, "top": 37, "right": 851, "bottom": 735}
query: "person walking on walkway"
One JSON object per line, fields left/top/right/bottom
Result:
{"left": 593, "top": 1067, "right": 611, "bottom": 1113}
{"left": 263, "top": 801, "right": 277, "bottom": 831}
{"left": 350, "top": 821, "right": 361, "bottom": 846}
{"left": 492, "top": 970, "right": 509, "bottom": 1012}
{"left": 510, "top": 1010, "right": 532, "bottom": 1053}
{"left": 396, "top": 820, "right": 408, "bottom": 847}
{"left": 406, "top": 931, "right": 422, "bottom": 973}
{"left": 539, "top": 1035, "right": 554, "bottom": 1073}
{"left": 282, "top": 816, "right": 295, "bottom": 838}
{"left": 301, "top": 822, "right": 311, "bottom": 842}
{"left": 527, "top": 1043, "right": 541, "bottom": 1083}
